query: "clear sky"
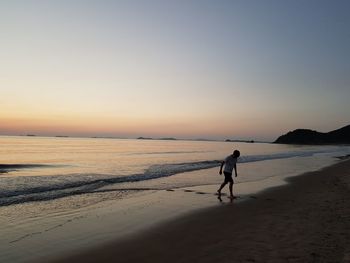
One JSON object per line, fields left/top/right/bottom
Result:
{"left": 1, "top": 0, "right": 349, "bottom": 141}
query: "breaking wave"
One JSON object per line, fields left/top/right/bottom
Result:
{"left": 0, "top": 147, "right": 344, "bottom": 206}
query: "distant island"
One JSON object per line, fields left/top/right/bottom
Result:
{"left": 225, "top": 139, "right": 255, "bottom": 143}
{"left": 274, "top": 125, "right": 350, "bottom": 145}
{"left": 137, "top": 137, "right": 262, "bottom": 143}
{"left": 137, "top": 137, "right": 177, "bottom": 141}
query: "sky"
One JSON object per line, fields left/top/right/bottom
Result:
{"left": 1, "top": 0, "right": 349, "bottom": 141}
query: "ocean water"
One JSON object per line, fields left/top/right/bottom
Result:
{"left": 1, "top": 136, "right": 350, "bottom": 208}
{"left": 1, "top": 136, "right": 350, "bottom": 262}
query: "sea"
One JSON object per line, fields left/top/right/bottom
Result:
{"left": 1, "top": 135, "right": 350, "bottom": 208}
{"left": 1, "top": 136, "right": 350, "bottom": 262}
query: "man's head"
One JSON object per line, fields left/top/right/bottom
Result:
{"left": 233, "top": 150, "right": 240, "bottom": 158}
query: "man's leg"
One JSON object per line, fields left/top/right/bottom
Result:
{"left": 217, "top": 181, "right": 227, "bottom": 195}
{"left": 229, "top": 182, "right": 234, "bottom": 197}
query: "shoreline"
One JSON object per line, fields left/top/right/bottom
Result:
{"left": 51, "top": 159, "right": 350, "bottom": 263}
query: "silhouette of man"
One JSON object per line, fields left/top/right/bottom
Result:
{"left": 217, "top": 150, "right": 240, "bottom": 199}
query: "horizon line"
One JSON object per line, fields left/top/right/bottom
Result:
{"left": 0, "top": 134, "right": 271, "bottom": 143}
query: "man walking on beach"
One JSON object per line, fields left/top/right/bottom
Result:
{"left": 218, "top": 150, "right": 240, "bottom": 200}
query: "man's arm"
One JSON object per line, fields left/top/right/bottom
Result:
{"left": 219, "top": 161, "right": 225, "bottom": 175}
{"left": 234, "top": 164, "right": 238, "bottom": 177}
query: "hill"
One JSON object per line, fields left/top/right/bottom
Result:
{"left": 274, "top": 125, "right": 350, "bottom": 144}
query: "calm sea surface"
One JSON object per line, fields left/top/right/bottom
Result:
{"left": 1, "top": 136, "right": 349, "bottom": 207}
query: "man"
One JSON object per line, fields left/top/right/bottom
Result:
{"left": 217, "top": 149, "right": 240, "bottom": 199}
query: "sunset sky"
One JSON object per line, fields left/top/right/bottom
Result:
{"left": 1, "top": 0, "right": 349, "bottom": 141}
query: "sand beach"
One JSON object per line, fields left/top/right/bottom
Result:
{"left": 51, "top": 159, "right": 350, "bottom": 263}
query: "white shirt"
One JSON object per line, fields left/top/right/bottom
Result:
{"left": 224, "top": 155, "right": 237, "bottom": 173}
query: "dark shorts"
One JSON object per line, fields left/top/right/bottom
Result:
{"left": 223, "top": 172, "right": 233, "bottom": 183}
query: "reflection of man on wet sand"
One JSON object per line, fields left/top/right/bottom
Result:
{"left": 217, "top": 150, "right": 240, "bottom": 200}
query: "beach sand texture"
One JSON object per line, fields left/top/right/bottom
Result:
{"left": 53, "top": 159, "right": 350, "bottom": 263}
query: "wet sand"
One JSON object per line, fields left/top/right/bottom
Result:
{"left": 53, "top": 159, "right": 350, "bottom": 263}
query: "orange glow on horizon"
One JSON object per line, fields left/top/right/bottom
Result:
{"left": 0, "top": 112, "right": 278, "bottom": 140}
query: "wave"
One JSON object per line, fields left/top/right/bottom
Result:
{"left": 238, "top": 149, "right": 332, "bottom": 163}
{"left": 0, "top": 147, "right": 344, "bottom": 206}
{"left": 0, "top": 160, "right": 221, "bottom": 206}
{"left": 0, "top": 164, "right": 54, "bottom": 173}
